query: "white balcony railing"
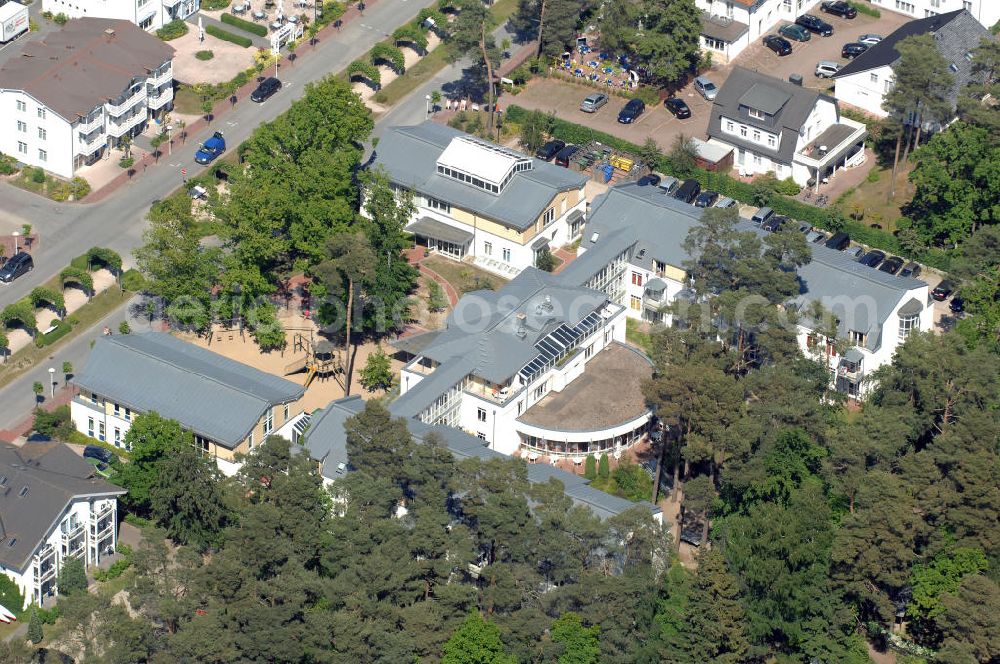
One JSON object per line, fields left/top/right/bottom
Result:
{"left": 147, "top": 86, "right": 174, "bottom": 110}
{"left": 75, "top": 112, "right": 103, "bottom": 134}
{"left": 106, "top": 89, "right": 147, "bottom": 117}
{"left": 107, "top": 111, "right": 147, "bottom": 137}
{"left": 148, "top": 65, "right": 173, "bottom": 87}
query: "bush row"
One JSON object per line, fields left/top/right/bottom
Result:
{"left": 156, "top": 19, "right": 188, "bottom": 41}
{"left": 205, "top": 24, "right": 253, "bottom": 48}
{"left": 36, "top": 319, "right": 72, "bottom": 348}
{"left": 848, "top": 1, "right": 880, "bottom": 18}
{"left": 221, "top": 12, "right": 268, "bottom": 37}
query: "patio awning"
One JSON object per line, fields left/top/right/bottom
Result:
{"left": 844, "top": 347, "right": 865, "bottom": 363}
{"left": 531, "top": 236, "right": 551, "bottom": 250}
{"left": 566, "top": 209, "right": 584, "bottom": 224}
{"left": 645, "top": 278, "right": 667, "bottom": 294}
{"left": 407, "top": 217, "right": 473, "bottom": 245}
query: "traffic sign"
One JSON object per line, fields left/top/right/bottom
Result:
{"left": 181, "top": 168, "right": 187, "bottom": 176}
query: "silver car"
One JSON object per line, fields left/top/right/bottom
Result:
{"left": 580, "top": 93, "right": 609, "bottom": 113}
{"left": 858, "top": 33, "right": 883, "bottom": 46}
{"left": 694, "top": 76, "right": 718, "bottom": 101}
{"left": 815, "top": 60, "right": 841, "bottom": 78}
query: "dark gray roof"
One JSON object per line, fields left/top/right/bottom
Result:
{"left": 373, "top": 123, "right": 587, "bottom": 231}
{"left": 699, "top": 13, "right": 749, "bottom": 43}
{"left": 843, "top": 347, "right": 865, "bottom": 363}
{"left": 74, "top": 333, "right": 304, "bottom": 448}
{"left": 0, "top": 442, "right": 125, "bottom": 572}
{"left": 302, "top": 396, "right": 367, "bottom": 481}
{"left": 708, "top": 67, "right": 835, "bottom": 164}
{"left": 407, "top": 217, "right": 474, "bottom": 245}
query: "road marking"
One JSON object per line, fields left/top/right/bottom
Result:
{"left": 169, "top": 163, "right": 181, "bottom": 167}
{"left": 226, "top": 121, "right": 239, "bottom": 127}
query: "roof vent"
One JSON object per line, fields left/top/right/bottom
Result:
{"left": 537, "top": 295, "right": 553, "bottom": 314}
{"left": 590, "top": 232, "right": 600, "bottom": 243}
{"left": 515, "top": 312, "right": 528, "bottom": 339}
{"left": 336, "top": 462, "right": 346, "bottom": 474}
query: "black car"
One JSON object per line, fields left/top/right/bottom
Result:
{"left": 821, "top": 1, "right": 857, "bottom": 18}
{"left": 637, "top": 173, "right": 662, "bottom": 186}
{"left": 250, "top": 76, "right": 282, "bottom": 103}
{"left": 664, "top": 97, "right": 691, "bottom": 119}
{"left": 762, "top": 214, "right": 790, "bottom": 232}
{"left": 879, "top": 256, "right": 904, "bottom": 274}
{"left": 0, "top": 251, "right": 33, "bottom": 283}
{"left": 931, "top": 279, "right": 956, "bottom": 301}
{"left": 949, "top": 296, "right": 964, "bottom": 314}
{"left": 763, "top": 34, "right": 793, "bottom": 56}
{"left": 84, "top": 445, "right": 116, "bottom": 467}
{"left": 796, "top": 14, "right": 834, "bottom": 36}
{"left": 694, "top": 190, "right": 719, "bottom": 208}
{"left": 899, "top": 261, "right": 922, "bottom": 279}
{"left": 554, "top": 144, "right": 579, "bottom": 167}
{"left": 673, "top": 179, "right": 702, "bottom": 204}
{"left": 858, "top": 250, "right": 886, "bottom": 268}
{"left": 824, "top": 231, "right": 851, "bottom": 251}
{"left": 535, "top": 139, "right": 566, "bottom": 161}
{"left": 841, "top": 42, "right": 868, "bottom": 59}
{"left": 617, "top": 98, "right": 645, "bottom": 124}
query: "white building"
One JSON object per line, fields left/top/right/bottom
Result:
{"left": 0, "top": 442, "right": 124, "bottom": 609}
{"left": 707, "top": 67, "right": 867, "bottom": 187}
{"left": 43, "top": 0, "right": 199, "bottom": 32}
{"left": 372, "top": 123, "right": 589, "bottom": 277}
{"left": 833, "top": 9, "right": 993, "bottom": 118}
{"left": 567, "top": 182, "right": 933, "bottom": 398}
{"left": 867, "top": 0, "right": 999, "bottom": 28}
{"left": 697, "top": 0, "right": 821, "bottom": 62}
{"left": 0, "top": 18, "right": 174, "bottom": 179}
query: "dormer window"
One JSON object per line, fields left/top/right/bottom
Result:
{"left": 748, "top": 108, "right": 765, "bottom": 120}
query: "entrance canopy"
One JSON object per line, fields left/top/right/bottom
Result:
{"left": 407, "top": 217, "right": 474, "bottom": 245}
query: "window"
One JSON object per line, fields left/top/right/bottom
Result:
{"left": 90, "top": 392, "right": 98, "bottom": 405}
{"left": 752, "top": 129, "right": 761, "bottom": 142}
{"left": 16, "top": 100, "right": 25, "bottom": 112}
{"left": 963, "top": 0, "right": 972, "bottom": 9}
{"left": 631, "top": 271, "right": 643, "bottom": 286}
{"left": 767, "top": 135, "right": 776, "bottom": 148}
{"left": 477, "top": 432, "right": 487, "bottom": 440}
{"left": 484, "top": 241, "right": 492, "bottom": 256}
{"left": 827, "top": 340, "right": 837, "bottom": 358}
{"left": 517, "top": 401, "right": 523, "bottom": 415}
{"left": 542, "top": 208, "right": 554, "bottom": 226}
{"left": 584, "top": 344, "right": 594, "bottom": 359}
{"left": 113, "top": 403, "right": 120, "bottom": 417}
{"left": 283, "top": 403, "right": 289, "bottom": 421}
{"left": 533, "top": 382, "right": 547, "bottom": 399}
{"left": 16, "top": 121, "right": 26, "bottom": 132}
{"left": 114, "top": 427, "right": 121, "bottom": 445}
{"left": 740, "top": 125, "right": 748, "bottom": 137}
{"left": 124, "top": 407, "right": 131, "bottom": 421}
{"left": 37, "top": 108, "right": 46, "bottom": 119}
{"left": 88, "top": 418, "right": 94, "bottom": 437}
{"left": 898, "top": 313, "right": 920, "bottom": 340}
{"left": 753, "top": 154, "right": 762, "bottom": 165}
{"left": 247, "top": 432, "right": 254, "bottom": 449}
{"left": 726, "top": 120, "right": 734, "bottom": 132}
{"left": 98, "top": 422, "right": 105, "bottom": 442}
{"left": 849, "top": 330, "right": 867, "bottom": 346}
{"left": 870, "top": 73, "right": 879, "bottom": 83}
{"left": 426, "top": 196, "right": 451, "bottom": 213}
{"left": 806, "top": 334, "right": 818, "bottom": 349}
{"left": 895, "top": 0, "right": 914, "bottom": 12}
{"left": 263, "top": 407, "right": 273, "bottom": 435}
{"left": 748, "top": 108, "right": 764, "bottom": 121}
{"left": 630, "top": 295, "right": 641, "bottom": 311}
{"left": 477, "top": 407, "right": 487, "bottom": 422}
{"left": 38, "top": 149, "right": 46, "bottom": 162}
{"left": 502, "top": 247, "right": 511, "bottom": 262}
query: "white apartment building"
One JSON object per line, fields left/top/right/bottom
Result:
{"left": 0, "top": 18, "right": 174, "bottom": 179}
{"left": 697, "top": 0, "right": 821, "bottom": 61}
{"left": 867, "top": 0, "right": 999, "bottom": 28}
{"left": 833, "top": 10, "right": 993, "bottom": 118}
{"left": 0, "top": 442, "right": 124, "bottom": 608}
{"left": 708, "top": 67, "right": 867, "bottom": 187}
{"left": 43, "top": 0, "right": 199, "bottom": 32}
{"left": 373, "top": 123, "right": 589, "bottom": 277}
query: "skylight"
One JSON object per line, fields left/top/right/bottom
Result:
{"left": 436, "top": 136, "right": 532, "bottom": 195}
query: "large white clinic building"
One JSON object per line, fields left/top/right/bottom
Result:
{"left": 42, "top": 0, "right": 200, "bottom": 32}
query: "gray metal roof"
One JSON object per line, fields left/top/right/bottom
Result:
{"left": 843, "top": 347, "right": 865, "bottom": 363}
{"left": 707, "top": 67, "right": 835, "bottom": 164}
{"left": 407, "top": 217, "right": 474, "bottom": 245}
{"left": 74, "top": 333, "right": 304, "bottom": 448}
{"left": 373, "top": 123, "right": 587, "bottom": 231}
{"left": 699, "top": 12, "right": 749, "bottom": 43}
{"left": 302, "top": 396, "right": 367, "bottom": 481}
{"left": 0, "top": 442, "right": 125, "bottom": 572}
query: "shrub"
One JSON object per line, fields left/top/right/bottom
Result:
{"left": 30, "top": 168, "right": 46, "bottom": 184}
{"left": 201, "top": 0, "right": 230, "bottom": 8}
{"left": 120, "top": 269, "right": 147, "bottom": 292}
{"left": 370, "top": 42, "right": 405, "bottom": 73}
{"left": 57, "top": 558, "right": 87, "bottom": 595}
{"left": 205, "top": 24, "right": 253, "bottom": 47}
{"left": 156, "top": 19, "right": 189, "bottom": 41}
{"left": 29, "top": 286, "right": 64, "bottom": 312}
{"left": 584, "top": 454, "right": 597, "bottom": 480}
{"left": 119, "top": 156, "right": 135, "bottom": 170}
{"left": 848, "top": 1, "right": 880, "bottom": 17}
{"left": 195, "top": 50, "right": 215, "bottom": 61}
{"left": 36, "top": 320, "right": 71, "bottom": 348}
{"left": 347, "top": 59, "right": 381, "bottom": 86}
{"left": 0, "top": 574, "right": 24, "bottom": 616}
{"left": 35, "top": 606, "right": 59, "bottom": 625}
{"left": 33, "top": 405, "right": 74, "bottom": 438}
{"left": 53, "top": 12, "right": 68, "bottom": 24}
{"left": 61, "top": 266, "right": 94, "bottom": 293}
{"left": 221, "top": 12, "right": 268, "bottom": 37}
{"left": 92, "top": 545, "right": 132, "bottom": 581}
{"left": 392, "top": 25, "right": 428, "bottom": 51}
{"left": 0, "top": 154, "right": 18, "bottom": 175}
{"left": 866, "top": 168, "right": 880, "bottom": 184}
{"left": 373, "top": 92, "right": 388, "bottom": 103}
{"left": 1, "top": 300, "right": 37, "bottom": 332}
{"left": 70, "top": 176, "right": 91, "bottom": 199}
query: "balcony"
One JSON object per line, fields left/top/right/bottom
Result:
{"left": 76, "top": 112, "right": 103, "bottom": 134}
{"left": 147, "top": 86, "right": 174, "bottom": 110}
{"left": 106, "top": 88, "right": 147, "bottom": 117}
{"left": 107, "top": 111, "right": 147, "bottom": 138}
{"left": 148, "top": 65, "right": 173, "bottom": 87}
{"left": 76, "top": 129, "right": 106, "bottom": 156}
{"left": 796, "top": 118, "right": 867, "bottom": 170}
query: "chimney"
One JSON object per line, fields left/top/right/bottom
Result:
{"left": 104, "top": 28, "right": 116, "bottom": 42}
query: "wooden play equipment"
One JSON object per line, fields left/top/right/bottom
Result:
{"left": 284, "top": 332, "right": 343, "bottom": 388}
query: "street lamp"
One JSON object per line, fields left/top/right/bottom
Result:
{"left": 11, "top": 231, "right": 18, "bottom": 253}
{"left": 166, "top": 125, "right": 173, "bottom": 156}
{"left": 48, "top": 367, "right": 55, "bottom": 398}
{"left": 425, "top": 94, "right": 431, "bottom": 119}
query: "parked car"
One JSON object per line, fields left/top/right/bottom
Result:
{"left": 841, "top": 42, "right": 868, "bottom": 59}
{"left": 949, "top": 296, "right": 965, "bottom": 313}
{"left": 858, "top": 249, "right": 886, "bottom": 268}
{"left": 815, "top": 60, "right": 842, "bottom": 78}
{"left": 796, "top": 14, "right": 834, "bottom": 36}
{"left": 554, "top": 144, "right": 579, "bottom": 167}
{"left": 899, "top": 261, "right": 922, "bottom": 278}
{"left": 617, "top": 98, "right": 645, "bottom": 124}
{"left": 580, "top": 92, "right": 609, "bottom": 113}
{"left": 751, "top": 206, "right": 774, "bottom": 225}
{"left": 535, "top": 139, "right": 566, "bottom": 161}
{"left": 673, "top": 179, "right": 702, "bottom": 204}
{"left": 250, "top": 76, "right": 282, "bottom": 103}
{"left": 694, "top": 75, "right": 718, "bottom": 101}
{"left": 821, "top": 1, "right": 857, "bottom": 18}
{"left": 0, "top": 251, "right": 33, "bottom": 283}
{"left": 931, "top": 279, "right": 956, "bottom": 301}
{"left": 84, "top": 445, "right": 116, "bottom": 467}
{"left": 694, "top": 190, "right": 719, "bottom": 207}
{"left": 664, "top": 97, "right": 691, "bottom": 118}
{"left": 763, "top": 34, "right": 793, "bottom": 55}
{"left": 658, "top": 176, "right": 680, "bottom": 195}
{"left": 878, "top": 256, "right": 905, "bottom": 274}
{"left": 779, "top": 23, "right": 811, "bottom": 42}
{"left": 796, "top": 221, "right": 812, "bottom": 234}
{"left": 762, "top": 215, "right": 790, "bottom": 232}
{"left": 714, "top": 196, "right": 737, "bottom": 208}
{"left": 812, "top": 231, "right": 830, "bottom": 243}
{"left": 846, "top": 245, "right": 865, "bottom": 259}
{"left": 858, "top": 33, "right": 883, "bottom": 46}
{"left": 194, "top": 131, "right": 226, "bottom": 165}
{"left": 806, "top": 230, "right": 826, "bottom": 243}
{"left": 824, "top": 231, "right": 851, "bottom": 251}
{"left": 637, "top": 173, "right": 662, "bottom": 186}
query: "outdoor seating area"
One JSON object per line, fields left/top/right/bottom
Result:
{"left": 554, "top": 37, "right": 640, "bottom": 91}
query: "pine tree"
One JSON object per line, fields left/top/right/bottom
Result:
{"left": 442, "top": 611, "right": 517, "bottom": 664}
{"left": 584, "top": 454, "right": 597, "bottom": 480}
{"left": 597, "top": 454, "right": 610, "bottom": 480}
{"left": 27, "top": 608, "right": 43, "bottom": 644}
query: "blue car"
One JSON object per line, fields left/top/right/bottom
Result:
{"left": 195, "top": 131, "right": 226, "bottom": 165}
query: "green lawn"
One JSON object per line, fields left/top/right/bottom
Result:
{"left": 626, "top": 318, "right": 653, "bottom": 355}
{"left": 835, "top": 164, "right": 914, "bottom": 235}
{"left": 423, "top": 255, "right": 506, "bottom": 294}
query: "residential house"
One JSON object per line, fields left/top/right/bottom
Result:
{"left": 0, "top": 18, "right": 174, "bottom": 179}
{"left": 372, "top": 123, "right": 588, "bottom": 276}
{"left": 0, "top": 442, "right": 125, "bottom": 608}
{"left": 42, "top": 0, "right": 200, "bottom": 32}
{"left": 71, "top": 333, "right": 306, "bottom": 476}
{"left": 567, "top": 182, "right": 932, "bottom": 398}
{"left": 833, "top": 9, "right": 993, "bottom": 118}
{"left": 696, "top": 0, "right": 821, "bottom": 62}
{"left": 866, "top": 0, "right": 999, "bottom": 29}
{"left": 707, "top": 67, "right": 867, "bottom": 187}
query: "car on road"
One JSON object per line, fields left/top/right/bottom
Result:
{"left": 815, "top": 60, "right": 842, "bottom": 78}
{"left": 250, "top": 76, "right": 282, "bottom": 103}
{"left": 535, "top": 139, "right": 566, "bottom": 161}
{"left": 931, "top": 279, "right": 956, "bottom": 300}
{"left": 0, "top": 251, "right": 33, "bottom": 283}
{"left": 821, "top": 1, "right": 857, "bottom": 18}
{"left": 664, "top": 97, "right": 691, "bottom": 118}
{"left": 554, "top": 144, "right": 579, "bottom": 167}
{"left": 580, "top": 92, "right": 608, "bottom": 113}
{"left": 617, "top": 98, "right": 645, "bottom": 124}
{"left": 195, "top": 131, "right": 226, "bottom": 165}
{"left": 673, "top": 179, "right": 701, "bottom": 203}
{"left": 779, "top": 23, "right": 811, "bottom": 42}
{"left": 796, "top": 14, "right": 834, "bottom": 36}
{"left": 858, "top": 249, "right": 886, "bottom": 268}
{"left": 763, "top": 34, "right": 793, "bottom": 56}
{"left": 878, "top": 256, "right": 904, "bottom": 274}
{"left": 694, "top": 75, "right": 718, "bottom": 101}
{"left": 694, "top": 190, "right": 719, "bottom": 207}
{"left": 899, "top": 261, "right": 922, "bottom": 279}
{"left": 949, "top": 296, "right": 964, "bottom": 314}
{"left": 842, "top": 42, "right": 868, "bottom": 59}
{"left": 858, "top": 33, "right": 883, "bottom": 46}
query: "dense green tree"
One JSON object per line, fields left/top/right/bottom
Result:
{"left": 115, "top": 412, "right": 190, "bottom": 516}
{"left": 907, "top": 547, "right": 987, "bottom": 646}
{"left": 443, "top": 611, "right": 517, "bottom": 664}
{"left": 358, "top": 346, "right": 394, "bottom": 391}
{"left": 27, "top": 608, "right": 42, "bottom": 644}
{"left": 551, "top": 612, "right": 600, "bottom": 664}
{"left": 517, "top": 110, "right": 554, "bottom": 153}
{"left": 150, "top": 444, "right": 229, "bottom": 551}
{"left": 513, "top": 0, "right": 592, "bottom": 57}
{"left": 935, "top": 574, "right": 1000, "bottom": 663}
{"left": 58, "top": 557, "right": 88, "bottom": 595}
{"left": 344, "top": 401, "right": 414, "bottom": 486}
{"left": 535, "top": 247, "right": 557, "bottom": 272}
{"left": 584, "top": 454, "right": 597, "bottom": 480}
{"left": 598, "top": 0, "right": 701, "bottom": 88}
{"left": 957, "top": 36, "right": 1000, "bottom": 134}
{"left": 451, "top": 0, "right": 500, "bottom": 129}
{"left": 597, "top": 453, "right": 609, "bottom": 480}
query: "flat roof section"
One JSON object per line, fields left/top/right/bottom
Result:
{"left": 517, "top": 342, "right": 652, "bottom": 432}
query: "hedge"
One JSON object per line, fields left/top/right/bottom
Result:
{"left": 221, "top": 12, "right": 267, "bottom": 37}
{"left": 371, "top": 43, "right": 405, "bottom": 74}
{"left": 205, "top": 24, "right": 253, "bottom": 48}
{"left": 36, "top": 319, "right": 71, "bottom": 348}
{"left": 156, "top": 19, "right": 188, "bottom": 41}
